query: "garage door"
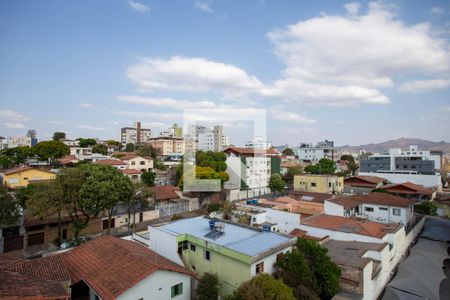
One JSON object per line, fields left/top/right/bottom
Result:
{"left": 27, "top": 232, "right": 45, "bottom": 246}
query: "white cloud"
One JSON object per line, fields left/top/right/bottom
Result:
{"left": 264, "top": 1, "right": 450, "bottom": 105}
{"left": 195, "top": 1, "right": 212, "bottom": 13}
{"left": 0, "top": 109, "right": 29, "bottom": 121}
{"left": 117, "top": 95, "right": 217, "bottom": 109}
{"left": 141, "top": 121, "right": 167, "bottom": 128}
{"left": 78, "top": 124, "right": 107, "bottom": 131}
{"left": 79, "top": 103, "right": 95, "bottom": 109}
{"left": 3, "top": 122, "right": 25, "bottom": 129}
{"left": 110, "top": 111, "right": 182, "bottom": 121}
{"left": 398, "top": 79, "right": 450, "bottom": 93}
{"left": 269, "top": 107, "right": 316, "bottom": 124}
{"left": 107, "top": 121, "right": 120, "bottom": 125}
{"left": 128, "top": 1, "right": 150, "bottom": 13}
{"left": 126, "top": 56, "right": 263, "bottom": 93}
{"left": 431, "top": 7, "right": 445, "bottom": 16}
{"left": 344, "top": 2, "right": 360, "bottom": 15}
{"left": 45, "top": 120, "right": 62, "bottom": 125}
{"left": 442, "top": 105, "right": 450, "bottom": 112}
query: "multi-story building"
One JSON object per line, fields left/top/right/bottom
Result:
{"left": 69, "top": 146, "right": 93, "bottom": 161}
{"left": 359, "top": 145, "right": 442, "bottom": 189}
{"left": 120, "top": 122, "right": 152, "bottom": 145}
{"left": 148, "top": 137, "right": 185, "bottom": 156}
{"left": 245, "top": 136, "right": 272, "bottom": 149}
{"left": 197, "top": 125, "right": 230, "bottom": 152}
{"left": 224, "top": 147, "right": 281, "bottom": 191}
{"left": 295, "top": 140, "right": 336, "bottom": 163}
{"left": 148, "top": 216, "right": 296, "bottom": 297}
{"left": 1, "top": 135, "right": 38, "bottom": 148}
{"left": 324, "top": 193, "right": 416, "bottom": 225}
{"left": 294, "top": 174, "right": 344, "bottom": 194}
{"left": 119, "top": 154, "right": 153, "bottom": 172}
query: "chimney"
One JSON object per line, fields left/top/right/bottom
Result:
{"left": 136, "top": 121, "right": 141, "bottom": 145}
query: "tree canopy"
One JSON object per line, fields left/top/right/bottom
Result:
{"left": 92, "top": 143, "right": 108, "bottom": 155}
{"left": 276, "top": 239, "right": 341, "bottom": 299}
{"left": 269, "top": 173, "right": 285, "bottom": 193}
{"left": 304, "top": 158, "right": 336, "bottom": 175}
{"left": 1, "top": 146, "right": 35, "bottom": 165}
{"left": 229, "top": 273, "right": 295, "bottom": 300}
{"left": 125, "top": 143, "right": 135, "bottom": 152}
{"left": 196, "top": 273, "right": 219, "bottom": 300}
{"left": 0, "top": 185, "right": 20, "bottom": 227}
{"left": 282, "top": 148, "right": 295, "bottom": 156}
{"left": 52, "top": 132, "right": 66, "bottom": 141}
{"left": 34, "top": 141, "right": 70, "bottom": 161}
{"left": 141, "top": 171, "right": 156, "bottom": 186}
{"left": 77, "top": 138, "right": 97, "bottom": 147}
{"left": 283, "top": 166, "right": 303, "bottom": 187}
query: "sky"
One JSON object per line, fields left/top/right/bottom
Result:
{"left": 1, "top": 0, "right": 449, "bottom": 147}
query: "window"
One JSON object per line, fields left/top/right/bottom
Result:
{"left": 131, "top": 161, "right": 136, "bottom": 165}
{"left": 190, "top": 244, "right": 196, "bottom": 252}
{"left": 255, "top": 262, "right": 264, "bottom": 274}
{"left": 364, "top": 207, "right": 374, "bottom": 212}
{"left": 328, "top": 182, "right": 332, "bottom": 188}
{"left": 205, "top": 250, "right": 211, "bottom": 261}
{"left": 140, "top": 161, "right": 145, "bottom": 165}
{"left": 311, "top": 182, "right": 316, "bottom": 187}
{"left": 171, "top": 283, "right": 183, "bottom": 298}
{"left": 393, "top": 208, "right": 401, "bottom": 216}
{"left": 379, "top": 207, "right": 388, "bottom": 211}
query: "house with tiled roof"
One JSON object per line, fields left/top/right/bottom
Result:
{"left": 344, "top": 175, "right": 387, "bottom": 194}
{"left": 324, "top": 192, "right": 416, "bottom": 225}
{"left": 119, "top": 154, "right": 153, "bottom": 172}
{"left": 0, "top": 253, "right": 70, "bottom": 300}
{"left": 382, "top": 182, "right": 435, "bottom": 200}
{"left": 96, "top": 158, "right": 128, "bottom": 170}
{"left": 1, "top": 166, "right": 55, "bottom": 188}
{"left": 63, "top": 236, "right": 195, "bottom": 300}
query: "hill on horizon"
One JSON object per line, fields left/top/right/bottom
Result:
{"left": 338, "top": 138, "right": 450, "bottom": 154}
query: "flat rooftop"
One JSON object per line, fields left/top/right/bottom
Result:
{"left": 156, "top": 216, "right": 295, "bottom": 257}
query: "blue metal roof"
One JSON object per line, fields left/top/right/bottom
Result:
{"left": 158, "top": 216, "right": 294, "bottom": 257}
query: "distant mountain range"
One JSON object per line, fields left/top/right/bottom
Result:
{"left": 338, "top": 138, "right": 450, "bottom": 154}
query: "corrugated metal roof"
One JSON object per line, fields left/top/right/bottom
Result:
{"left": 159, "top": 216, "right": 294, "bottom": 257}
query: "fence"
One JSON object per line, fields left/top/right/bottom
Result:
{"left": 157, "top": 200, "right": 190, "bottom": 217}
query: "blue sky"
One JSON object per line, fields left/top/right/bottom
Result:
{"left": 1, "top": 0, "right": 449, "bottom": 146}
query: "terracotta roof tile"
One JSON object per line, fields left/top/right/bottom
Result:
{"left": 154, "top": 185, "right": 180, "bottom": 201}
{"left": 383, "top": 182, "right": 433, "bottom": 195}
{"left": 96, "top": 159, "right": 127, "bottom": 166}
{"left": 121, "top": 169, "right": 142, "bottom": 175}
{"left": 2, "top": 166, "right": 54, "bottom": 176}
{"left": 329, "top": 192, "right": 416, "bottom": 208}
{"left": 62, "top": 236, "right": 194, "bottom": 300}
{"left": 344, "top": 176, "right": 387, "bottom": 187}
{"left": 301, "top": 214, "right": 399, "bottom": 238}
{"left": 224, "top": 147, "right": 279, "bottom": 156}
{"left": 288, "top": 191, "right": 333, "bottom": 203}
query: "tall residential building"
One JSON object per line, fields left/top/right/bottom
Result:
{"left": 245, "top": 136, "right": 272, "bottom": 149}
{"left": 295, "top": 140, "right": 336, "bottom": 163}
{"left": 120, "top": 122, "right": 152, "bottom": 145}
{"left": 197, "top": 125, "right": 230, "bottom": 152}
{"left": 359, "top": 145, "right": 442, "bottom": 189}
{"left": 1, "top": 136, "right": 38, "bottom": 148}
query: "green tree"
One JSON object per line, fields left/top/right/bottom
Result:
{"left": 0, "top": 155, "right": 15, "bottom": 169}
{"left": 27, "top": 180, "right": 65, "bottom": 244}
{"left": 141, "top": 171, "right": 156, "bottom": 186}
{"left": 414, "top": 201, "right": 437, "bottom": 216}
{"left": 0, "top": 185, "right": 20, "bottom": 227}
{"left": 346, "top": 161, "right": 358, "bottom": 175}
{"left": 14, "top": 185, "right": 36, "bottom": 209}
{"left": 92, "top": 144, "right": 108, "bottom": 155}
{"left": 297, "top": 239, "right": 341, "bottom": 299}
{"left": 138, "top": 144, "right": 158, "bottom": 160}
{"left": 1, "top": 146, "right": 35, "bottom": 165}
{"left": 282, "top": 148, "right": 295, "bottom": 156}
{"left": 79, "top": 164, "right": 134, "bottom": 234}
{"left": 269, "top": 173, "right": 285, "bottom": 194}
{"left": 125, "top": 143, "right": 135, "bottom": 152}
{"left": 230, "top": 273, "right": 295, "bottom": 300}
{"left": 339, "top": 154, "right": 355, "bottom": 163}
{"left": 275, "top": 249, "right": 312, "bottom": 289}
{"left": 34, "top": 141, "right": 70, "bottom": 161}
{"left": 196, "top": 273, "right": 219, "bottom": 300}
{"left": 106, "top": 140, "right": 121, "bottom": 146}
{"left": 77, "top": 138, "right": 97, "bottom": 147}
{"left": 52, "top": 132, "right": 66, "bottom": 141}
{"left": 283, "top": 166, "right": 303, "bottom": 188}
{"left": 304, "top": 158, "right": 336, "bottom": 175}
{"left": 178, "top": 166, "right": 229, "bottom": 190}
{"left": 196, "top": 151, "right": 227, "bottom": 172}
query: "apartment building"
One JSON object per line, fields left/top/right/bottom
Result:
{"left": 148, "top": 216, "right": 296, "bottom": 297}
{"left": 120, "top": 122, "right": 152, "bottom": 145}
{"left": 197, "top": 125, "right": 230, "bottom": 152}
{"left": 359, "top": 145, "right": 442, "bottom": 189}
{"left": 293, "top": 174, "right": 344, "bottom": 194}
{"left": 0, "top": 135, "right": 38, "bottom": 148}
{"left": 223, "top": 147, "right": 281, "bottom": 191}
{"left": 148, "top": 137, "right": 185, "bottom": 156}
{"left": 295, "top": 140, "right": 336, "bottom": 163}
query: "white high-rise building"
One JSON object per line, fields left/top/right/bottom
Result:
{"left": 245, "top": 136, "right": 272, "bottom": 150}
{"left": 197, "top": 125, "right": 230, "bottom": 152}
{"left": 120, "top": 122, "right": 152, "bottom": 145}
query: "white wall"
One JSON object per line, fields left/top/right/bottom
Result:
{"left": 297, "top": 224, "right": 384, "bottom": 244}
{"left": 239, "top": 204, "right": 300, "bottom": 234}
{"left": 250, "top": 247, "right": 292, "bottom": 277}
{"left": 149, "top": 226, "right": 184, "bottom": 266}
{"left": 324, "top": 201, "right": 345, "bottom": 217}
{"left": 117, "top": 270, "right": 191, "bottom": 300}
